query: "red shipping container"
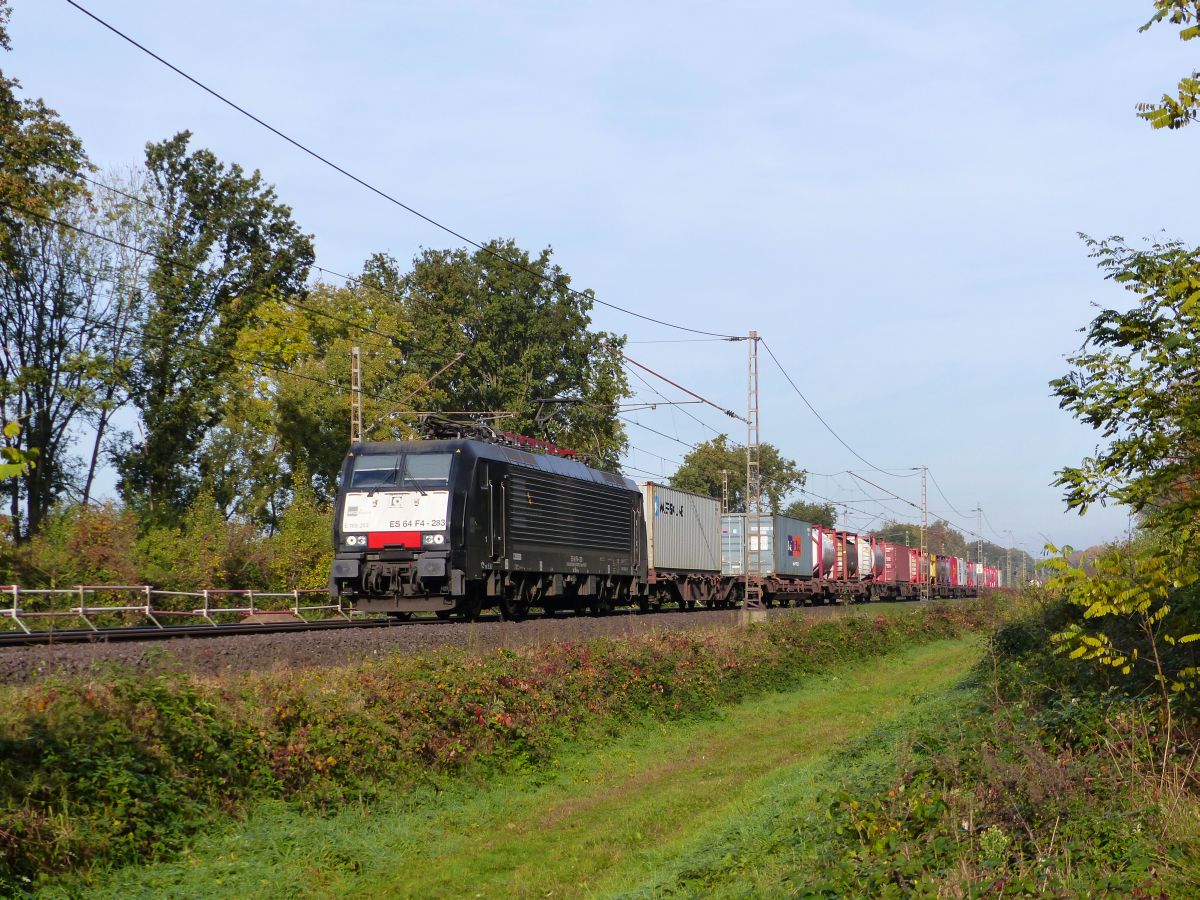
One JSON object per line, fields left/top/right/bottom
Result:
{"left": 881, "top": 541, "right": 900, "bottom": 583}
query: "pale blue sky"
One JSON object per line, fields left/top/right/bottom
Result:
{"left": 10, "top": 1, "right": 1197, "bottom": 553}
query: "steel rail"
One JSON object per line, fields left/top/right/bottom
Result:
{"left": 0, "top": 616, "right": 406, "bottom": 648}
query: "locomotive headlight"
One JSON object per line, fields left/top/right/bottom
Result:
{"left": 345, "top": 534, "right": 367, "bottom": 547}
{"left": 422, "top": 533, "right": 446, "bottom": 546}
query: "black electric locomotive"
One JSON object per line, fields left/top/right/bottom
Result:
{"left": 329, "top": 438, "right": 647, "bottom": 619}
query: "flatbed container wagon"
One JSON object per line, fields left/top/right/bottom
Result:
{"left": 721, "top": 513, "right": 819, "bottom": 605}
{"left": 639, "top": 482, "right": 729, "bottom": 608}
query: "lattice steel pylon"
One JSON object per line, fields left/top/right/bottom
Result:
{"left": 919, "top": 465, "right": 930, "bottom": 601}
{"left": 1005, "top": 530, "right": 1013, "bottom": 590}
{"left": 720, "top": 469, "right": 729, "bottom": 515}
{"left": 350, "top": 345, "right": 363, "bottom": 443}
{"left": 976, "top": 503, "right": 984, "bottom": 566}
{"left": 744, "top": 331, "right": 764, "bottom": 610}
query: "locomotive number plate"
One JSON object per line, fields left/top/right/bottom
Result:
{"left": 342, "top": 491, "right": 449, "bottom": 532}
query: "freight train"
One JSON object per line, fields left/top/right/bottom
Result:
{"left": 328, "top": 433, "right": 999, "bottom": 620}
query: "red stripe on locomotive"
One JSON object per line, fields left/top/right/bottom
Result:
{"left": 367, "top": 531, "right": 421, "bottom": 549}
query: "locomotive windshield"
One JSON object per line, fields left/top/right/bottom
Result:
{"left": 349, "top": 452, "right": 453, "bottom": 490}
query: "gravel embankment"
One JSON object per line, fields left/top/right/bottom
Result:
{"left": 0, "top": 604, "right": 893, "bottom": 685}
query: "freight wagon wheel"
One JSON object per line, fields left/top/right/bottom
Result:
{"left": 499, "top": 593, "right": 530, "bottom": 622}
{"left": 387, "top": 612, "right": 413, "bottom": 621}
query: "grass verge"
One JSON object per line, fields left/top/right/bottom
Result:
{"left": 43, "top": 638, "right": 983, "bottom": 898}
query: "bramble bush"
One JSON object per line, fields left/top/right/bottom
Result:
{"left": 16, "top": 502, "right": 141, "bottom": 588}
{"left": 0, "top": 600, "right": 1004, "bottom": 892}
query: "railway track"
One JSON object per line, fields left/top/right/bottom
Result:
{"left": 0, "top": 600, "right": 970, "bottom": 685}
{"left": 0, "top": 605, "right": 767, "bottom": 648}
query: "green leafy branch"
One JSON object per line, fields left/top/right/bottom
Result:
{"left": 0, "top": 420, "right": 36, "bottom": 479}
{"left": 1045, "top": 541, "right": 1199, "bottom": 776}
{"left": 1137, "top": 1, "right": 1200, "bottom": 129}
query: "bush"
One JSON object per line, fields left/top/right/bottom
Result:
{"left": 134, "top": 492, "right": 268, "bottom": 590}
{"left": 266, "top": 477, "right": 332, "bottom": 590}
{"left": 813, "top": 683, "right": 1181, "bottom": 896}
{"left": 15, "top": 503, "right": 141, "bottom": 587}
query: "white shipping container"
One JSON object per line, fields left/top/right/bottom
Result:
{"left": 856, "top": 539, "right": 873, "bottom": 581}
{"left": 639, "top": 482, "right": 722, "bottom": 573}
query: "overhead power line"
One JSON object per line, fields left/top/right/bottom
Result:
{"left": 12, "top": 198, "right": 718, "bottom": 474}
{"left": 623, "top": 365, "right": 725, "bottom": 438}
{"left": 926, "top": 468, "right": 972, "bottom": 518}
{"left": 846, "top": 470, "right": 987, "bottom": 543}
{"left": 615, "top": 348, "right": 746, "bottom": 423}
{"left": 758, "top": 337, "right": 917, "bottom": 478}
{"left": 64, "top": 0, "right": 739, "bottom": 340}
{"left": 12, "top": 200, "right": 406, "bottom": 357}
{"left": 980, "top": 507, "right": 1008, "bottom": 541}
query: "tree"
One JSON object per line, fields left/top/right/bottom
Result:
{"left": 0, "top": 2, "right": 92, "bottom": 538}
{"left": 669, "top": 435, "right": 805, "bottom": 512}
{"left": 17, "top": 501, "right": 140, "bottom": 587}
{"left": 116, "top": 132, "right": 314, "bottom": 522}
{"left": 395, "top": 240, "right": 629, "bottom": 467}
{"left": 1137, "top": 1, "right": 1200, "bottom": 129}
{"left": 267, "top": 474, "right": 333, "bottom": 589}
{"left": 204, "top": 276, "right": 411, "bottom": 525}
{"left": 0, "top": 193, "right": 132, "bottom": 537}
{"left": 199, "top": 240, "right": 629, "bottom": 526}
{"left": 0, "top": 0, "right": 88, "bottom": 267}
{"left": 78, "top": 168, "right": 157, "bottom": 507}
{"left": 1050, "top": 235, "right": 1200, "bottom": 550}
{"left": 782, "top": 498, "right": 836, "bottom": 527}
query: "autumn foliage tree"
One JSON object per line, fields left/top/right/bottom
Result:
{"left": 669, "top": 436, "right": 804, "bottom": 512}
{"left": 115, "top": 132, "right": 314, "bottom": 523}
{"left": 1050, "top": 235, "right": 1200, "bottom": 548}
{"left": 1047, "top": 234, "right": 1200, "bottom": 725}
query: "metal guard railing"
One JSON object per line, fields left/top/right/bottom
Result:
{"left": 0, "top": 584, "right": 349, "bottom": 634}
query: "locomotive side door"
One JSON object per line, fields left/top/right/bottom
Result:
{"left": 479, "top": 461, "right": 504, "bottom": 561}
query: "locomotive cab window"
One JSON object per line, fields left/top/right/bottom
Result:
{"left": 349, "top": 452, "right": 453, "bottom": 490}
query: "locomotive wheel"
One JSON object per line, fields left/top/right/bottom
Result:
{"left": 458, "top": 598, "right": 483, "bottom": 622}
